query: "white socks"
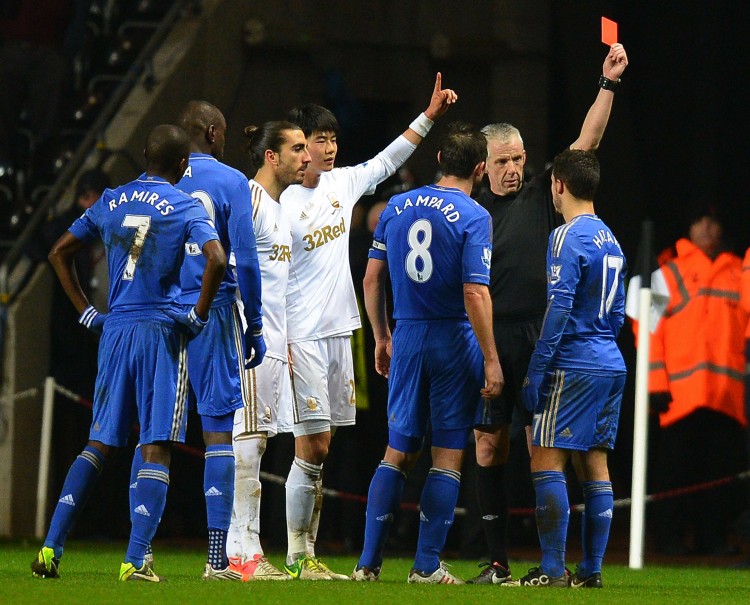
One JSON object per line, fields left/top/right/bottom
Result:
{"left": 306, "top": 475, "right": 323, "bottom": 557}
{"left": 286, "top": 456, "right": 322, "bottom": 562}
{"left": 228, "top": 434, "right": 266, "bottom": 560}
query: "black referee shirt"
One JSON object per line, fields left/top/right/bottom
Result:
{"left": 476, "top": 167, "right": 563, "bottom": 321}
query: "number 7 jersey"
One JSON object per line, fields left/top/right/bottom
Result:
{"left": 537, "top": 214, "right": 627, "bottom": 372}
{"left": 69, "top": 174, "right": 218, "bottom": 313}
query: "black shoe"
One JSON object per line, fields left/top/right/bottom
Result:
{"left": 505, "top": 566, "right": 568, "bottom": 587}
{"left": 569, "top": 569, "right": 602, "bottom": 588}
{"left": 466, "top": 561, "right": 511, "bottom": 584}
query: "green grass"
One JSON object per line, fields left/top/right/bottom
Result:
{"left": 2, "top": 541, "right": 749, "bottom": 605}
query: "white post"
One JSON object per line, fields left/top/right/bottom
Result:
{"left": 35, "top": 377, "right": 56, "bottom": 540}
{"left": 629, "top": 287, "right": 652, "bottom": 569}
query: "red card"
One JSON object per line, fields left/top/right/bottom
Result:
{"left": 601, "top": 16, "right": 618, "bottom": 46}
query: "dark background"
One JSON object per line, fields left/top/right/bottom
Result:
{"left": 47, "top": 0, "right": 750, "bottom": 557}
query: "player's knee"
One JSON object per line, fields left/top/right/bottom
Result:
{"left": 386, "top": 430, "right": 427, "bottom": 471}
{"left": 87, "top": 440, "right": 115, "bottom": 461}
{"left": 201, "top": 411, "right": 234, "bottom": 444}
{"left": 233, "top": 433, "right": 267, "bottom": 466}
{"left": 474, "top": 427, "right": 510, "bottom": 465}
{"left": 140, "top": 442, "right": 172, "bottom": 467}
{"left": 309, "top": 441, "right": 329, "bottom": 462}
{"left": 294, "top": 420, "right": 331, "bottom": 463}
{"left": 476, "top": 440, "right": 509, "bottom": 465}
{"left": 382, "top": 446, "right": 415, "bottom": 471}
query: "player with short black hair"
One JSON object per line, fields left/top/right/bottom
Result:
{"left": 287, "top": 104, "right": 340, "bottom": 139}
{"left": 352, "top": 121, "right": 502, "bottom": 584}
{"left": 278, "top": 73, "right": 458, "bottom": 580}
{"left": 509, "top": 149, "right": 626, "bottom": 589}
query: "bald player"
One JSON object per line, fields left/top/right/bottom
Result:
{"left": 128, "top": 101, "right": 266, "bottom": 581}
{"left": 32, "top": 124, "right": 225, "bottom": 582}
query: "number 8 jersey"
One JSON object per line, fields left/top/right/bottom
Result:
{"left": 69, "top": 174, "right": 218, "bottom": 313}
{"left": 369, "top": 184, "right": 493, "bottom": 320}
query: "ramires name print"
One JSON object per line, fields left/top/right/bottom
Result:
{"left": 108, "top": 189, "right": 175, "bottom": 216}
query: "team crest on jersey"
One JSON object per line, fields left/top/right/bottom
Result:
{"left": 549, "top": 264, "right": 562, "bottom": 284}
{"left": 482, "top": 246, "right": 492, "bottom": 269}
{"left": 185, "top": 242, "right": 201, "bottom": 256}
{"left": 327, "top": 193, "right": 341, "bottom": 209}
{"left": 306, "top": 397, "right": 318, "bottom": 411}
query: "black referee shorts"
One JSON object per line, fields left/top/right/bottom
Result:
{"left": 475, "top": 316, "right": 542, "bottom": 428}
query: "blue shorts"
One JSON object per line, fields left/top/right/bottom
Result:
{"left": 186, "top": 301, "right": 245, "bottom": 418}
{"left": 387, "top": 320, "right": 484, "bottom": 449}
{"left": 90, "top": 313, "right": 189, "bottom": 447}
{"left": 532, "top": 369, "right": 626, "bottom": 451}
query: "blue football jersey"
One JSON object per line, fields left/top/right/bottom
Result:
{"left": 369, "top": 184, "right": 492, "bottom": 321}
{"left": 176, "top": 153, "right": 261, "bottom": 322}
{"left": 530, "top": 214, "right": 627, "bottom": 373}
{"left": 68, "top": 174, "right": 218, "bottom": 314}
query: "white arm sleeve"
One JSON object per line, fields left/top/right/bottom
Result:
{"left": 375, "top": 134, "right": 418, "bottom": 177}
{"left": 358, "top": 135, "right": 417, "bottom": 196}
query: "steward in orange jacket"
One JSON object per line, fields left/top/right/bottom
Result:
{"left": 742, "top": 247, "right": 750, "bottom": 337}
{"left": 649, "top": 238, "right": 747, "bottom": 428}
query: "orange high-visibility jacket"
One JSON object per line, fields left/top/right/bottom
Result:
{"left": 649, "top": 238, "right": 747, "bottom": 428}
{"left": 742, "top": 248, "right": 750, "bottom": 338}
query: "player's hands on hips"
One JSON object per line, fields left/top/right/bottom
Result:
{"left": 374, "top": 339, "right": 392, "bottom": 378}
{"left": 522, "top": 370, "right": 544, "bottom": 412}
{"left": 79, "top": 305, "right": 107, "bottom": 334}
{"left": 603, "top": 43, "right": 628, "bottom": 81}
{"left": 481, "top": 359, "right": 504, "bottom": 399}
{"left": 244, "top": 327, "right": 266, "bottom": 369}
{"left": 424, "top": 72, "right": 458, "bottom": 121}
{"left": 170, "top": 306, "right": 208, "bottom": 339}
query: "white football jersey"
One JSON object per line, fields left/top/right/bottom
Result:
{"left": 249, "top": 179, "right": 293, "bottom": 361}
{"left": 282, "top": 154, "right": 404, "bottom": 342}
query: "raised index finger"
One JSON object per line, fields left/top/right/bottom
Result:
{"left": 433, "top": 72, "right": 442, "bottom": 93}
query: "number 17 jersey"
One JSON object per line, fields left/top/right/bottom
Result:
{"left": 541, "top": 214, "right": 627, "bottom": 372}
{"left": 369, "top": 184, "right": 493, "bottom": 321}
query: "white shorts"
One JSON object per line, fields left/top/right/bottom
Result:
{"left": 279, "top": 335, "right": 357, "bottom": 434}
{"left": 233, "top": 356, "right": 291, "bottom": 438}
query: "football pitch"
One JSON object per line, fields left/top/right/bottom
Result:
{"left": 2, "top": 541, "right": 749, "bottom": 604}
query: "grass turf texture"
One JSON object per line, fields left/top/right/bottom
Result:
{"left": 2, "top": 541, "right": 749, "bottom": 604}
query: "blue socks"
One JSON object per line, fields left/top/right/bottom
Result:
{"left": 204, "top": 444, "right": 234, "bottom": 569}
{"left": 128, "top": 444, "right": 144, "bottom": 526}
{"left": 532, "top": 470, "right": 569, "bottom": 578}
{"left": 45, "top": 445, "right": 106, "bottom": 558}
{"left": 126, "top": 463, "right": 169, "bottom": 568}
{"left": 358, "top": 462, "right": 406, "bottom": 569}
{"left": 579, "top": 481, "right": 613, "bottom": 576}
{"left": 413, "top": 468, "right": 461, "bottom": 574}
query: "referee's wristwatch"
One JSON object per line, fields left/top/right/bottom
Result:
{"left": 599, "top": 74, "right": 621, "bottom": 92}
